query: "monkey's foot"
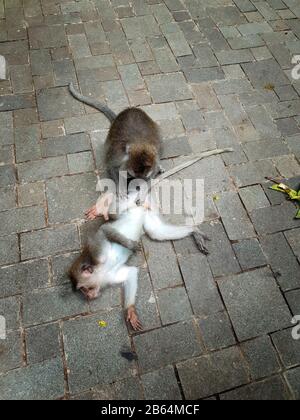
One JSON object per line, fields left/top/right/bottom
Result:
{"left": 193, "top": 230, "right": 210, "bottom": 256}
{"left": 126, "top": 306, "right": 143, "bottom": 331}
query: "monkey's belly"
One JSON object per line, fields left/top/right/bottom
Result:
{"left": 113, "top": 207, "right": 145, "bottom": 242}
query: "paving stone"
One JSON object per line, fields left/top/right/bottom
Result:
{"left": 0, "top": 186, "right": 16, "bottom": 211}
{"left": 0, "top": 206, "right": 45, "bottom": 236}
{"left": 242, "top": 59, "right": 290, "bottom": 88}
{"left": 216, "top": 192, "right": 255, "bottom": 240}
{"left": 233, "top": 239, "right": 267, "bottom": 270}
{"left": 0, "top": 235, "right": 19, "bottom": 266}
{"left": 0, "top": 259, "right": 49, "bottom": 298}
{"left": 274, "top": 155, "right": 300, "bottom": 178}
{"left": 145, "top": 73, "right": 192, "bottom": 103}
{"left": 121, "top": 15, "right": 160, "bottom": 39}
{"left": 276, "top": 118, "right": 300, "bottom": 137}
{"left": 218, "top": 268, "right": 291, "bottom": 341}
{"left": 238, "top": 22, "right": 273, "bottom": 35}
{"left": 51, "top": 252, "right": 79, "bottom": 286}
{"left": 208, "top": 5, "right": 246, "bottom": 26}
{"left": 216, "top": 49, "right": 254, "bottom": 65}
{"left": 23, "top": 285, "right": 88, "bottom": 327}
{"left": 220, "top": 376, "right": 289, "bottom": 400}
{"left": 198, "top": 312, "right": 236, "bottom": 352}
{"left": 0, "top": 93, "right": 35, "bottom": 112}
{"left": 0, "top": 296, "right": 20, "bottom": 330}
{"left": 157, "top": 286, "right": 192, "bottom": 325}
{"left": 10, "top": 64, "right": 32, "bottom": 93}
{"left": 0, "top": 358, "right": 65, "bottom": 400}
{"left": 184, "top": 66, "right": 225, "bottom": 83}
{"left": 177, "top": 346, "right": 249, "bottom": 399}
{"left": 266, "top": 100, "right": 300, "bottom": 119}
{"left": 102, "top": 80, "right": 130, "bottom": 114}
{"left": 229, "top": 162, "right": 265, "bottom": 187}
{"left": 199, "top": 220, "right": 240, "bottom": 277}
{"left": 0, "top": 145, "right": 13, "bottom": 165}
{"left": 41, "top": 133, "right": 90, "bottom": 158}
{"left": 37, "top": 86, "right": 85, "bottom": 121}
{"left": 118, "top": 63, "right": 145, "bottom": 92}
{"left": 28, "top": 24, "right": 67, "bottom": 49}
{"left": 18, "top": 156, "right": 69, "bottom": 182}
{"left": 239, "top": 185, "right": 270, "bottom": 212}
{"left": 0, "top": 330, "right": 23, "bottom": 373}
{"left": 285, "top": 367, "right": 300, "bottom": 400}
{"left": 284, "top": 228, "right": 300, "bottom": 260}
{"left": 63, "top": 310, "right": 132, "bottom": 393}
{"left": 272, "top": 328, "right": 300, "bottom": 368}
{"left": 133, "top": 269, "right": 161, "bottom": 331}
{"left": 20, "top": 224, "right": 80, "bottom": 260}
{"left": 0, "top": 165, "right": 16, "bottom": 188}
{"left": 129, "top": 38, "right": 153, "bottom": 62}
{"left": 53, "top": 59, "right": 78, "bottom": 87}
{"left": 243, "top": 139, "right": 290, "bottom": 160}
{"left": 179, "top": 254, "right": 224, "bottom": 316}
{"left": 141, "top": 366, "right": 182, "bottom": 400}
{"left": 251, "top": 202, "right": 300, "bottom": 236}
{"left": 246, "top": 105, "right": 281, "bottom": 138}
{"left": 285, "top": 289, "right": 300, "bottom": 316}
{"left": 228, "top": 35, "right": 264, "bottom": 50}
{"left": 0, "top": 112, "right": 13, "bottom": 146}
{"left": 67, "top": 151, "right": 94, "bottom": 174}
{"left": 46, "top": 173, "right": 98, "bottom": 224}
{"left": 26, "top": 323, "right": 61, "bottom": 364}
{"left": 134, "top": 320, "right": 202, "bottom": 372}
{"left": 240, "top": 336, "right": 281, "bottom": 380}
{"left": 151, "top": 46, "right": 179, "bottom": 73}
{"left": 251, "top": 45, "right": 273, "bottom": 60}
{"left": 68, "top": 34, "right": 91, "bottom": 58}
{"left": 15, "top": 125, "right": 41, "bottom": 163}
{"left": 213, "top": 78, "right": 252, "bottom": 95}
{"left": 14, "top": 108, "right": 39, "bottom": 127}
{"left": 142, "top": 236, "right": 182, "bottom": 289}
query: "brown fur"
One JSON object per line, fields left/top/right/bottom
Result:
{"left": 68, "top": 245, "right": 98, "bottom": 289}
{"left": 104, "top": 108, "right": 162, "bottom": 179}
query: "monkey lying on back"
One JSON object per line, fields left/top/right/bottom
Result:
{"left": 69, "top": 191, "right": 208, "bottom": 331}
{"left": 69, "top": 84, "right": 164, "bottom": 219}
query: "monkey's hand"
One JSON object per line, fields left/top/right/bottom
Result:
{"left": 126, "top": 306, "right": 143, "bottom": 331}
{"left": 85, "top": 193, "right": 114, "bottom": 221}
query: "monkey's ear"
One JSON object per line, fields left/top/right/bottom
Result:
{"left": 81, "top": 264, "right": 94, "bottom": 277}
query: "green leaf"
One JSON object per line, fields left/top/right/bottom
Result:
{"left": 296, "top": 208, "right": 300, "bottom": 219}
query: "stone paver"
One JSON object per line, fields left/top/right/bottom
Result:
{"left": 0, "top": 0, "right": 300, "bottom": 400}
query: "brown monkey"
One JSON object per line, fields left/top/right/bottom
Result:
{"left": 69, "top": 83, "right": 164, "bottom": 197}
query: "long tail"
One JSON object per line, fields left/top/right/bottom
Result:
{"left": 69, "top": 83, "right": 117, "bottom": 123}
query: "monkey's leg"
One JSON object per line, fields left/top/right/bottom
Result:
{"left": 114, "top": 266, "right": 142, "bottom": 331}
{"left": 101, "top": 224, "right": 141, "bottom": 252}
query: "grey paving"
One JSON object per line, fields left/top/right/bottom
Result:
{"left": 0, "top": 0, "right": 300, "bottom": 400}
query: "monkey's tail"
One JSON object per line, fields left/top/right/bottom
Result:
{"left": 69, "top": 83, "right": 117, "bottom": 123}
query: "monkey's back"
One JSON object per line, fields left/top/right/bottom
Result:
{"left": 105, "top": 108, "right": 162, "bottom": 161}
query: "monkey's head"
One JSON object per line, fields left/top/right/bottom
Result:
{"left": 68, "top": 247, "right": 104, "bottom": 300}
{"left": 127, "top": 144, "right": 157, "bottom": 180}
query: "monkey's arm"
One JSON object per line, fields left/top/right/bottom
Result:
{"left": 113, "top": 266, "right": 142, "bottom": 331}
{"left": 101, "top": 224, "right": 141, "bottom": 252}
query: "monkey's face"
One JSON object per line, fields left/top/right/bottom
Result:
{"left": 127, "top": 144, "right": 157, "bottom": 180}
{"left": 69, "top": 258, "right": 102, "bottom": 300}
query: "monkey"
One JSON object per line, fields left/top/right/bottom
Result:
{"left": 69, "top": 83, "right": 165, "bottom": 220}
{"left": 69, "top": 190, "right": 209, "bottom": 331}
